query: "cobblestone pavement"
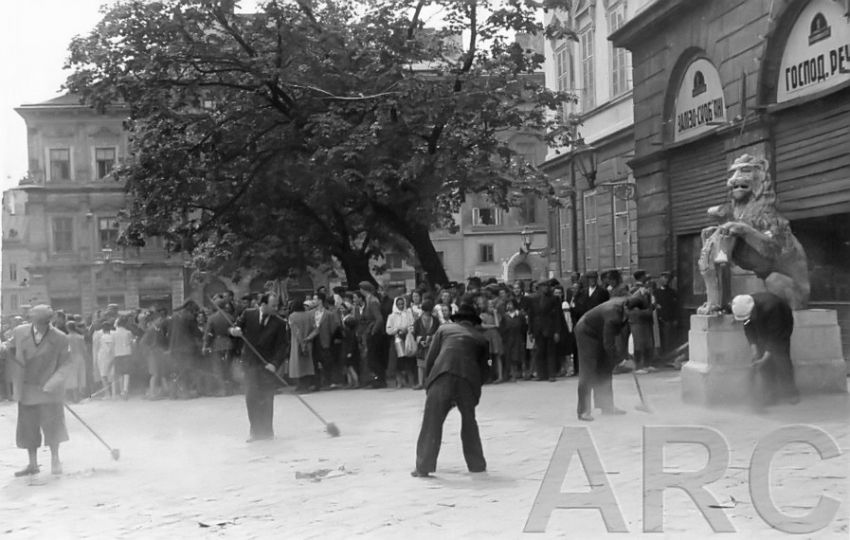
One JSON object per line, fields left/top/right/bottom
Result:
{"left": 1, "top": 371, "right": 847, "bottom": 539}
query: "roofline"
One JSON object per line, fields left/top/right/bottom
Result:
{"left": 609, "top": 0, "right": 694, "bottom": 49}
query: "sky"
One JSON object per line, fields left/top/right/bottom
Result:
{"left": 0, "top": 1, "right": 471, "bottom": 194}
{"left": 0, "top": 0, "right": 117, "bottom": 192}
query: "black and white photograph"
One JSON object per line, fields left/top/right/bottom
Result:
{"left": 0, "top": 0, "right": 848, "bottom": 538}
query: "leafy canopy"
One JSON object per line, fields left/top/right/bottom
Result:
{"left": 64, "top": 0, "right": 577, "bottom": 284}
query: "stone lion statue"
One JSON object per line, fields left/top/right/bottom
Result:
{"left": 697, "top": 154, "right": 809, "bottom": 314}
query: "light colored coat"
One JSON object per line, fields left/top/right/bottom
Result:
{"left": 9, "top": 324, "right": 73, "bottom": 405}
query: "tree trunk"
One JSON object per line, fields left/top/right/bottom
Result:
{"left": 336, "top": 249, "right": 377, "bottom": 288}
{"left": 370, "top": 202, "right": 450, "bottom": 287}
{"left": 404, "top": 222, "right": 450, "bottom": 287}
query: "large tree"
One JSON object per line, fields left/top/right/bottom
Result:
{"left": 65, "top": 0, "right": 577, "bottom": 286}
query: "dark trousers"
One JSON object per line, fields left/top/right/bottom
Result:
{"left": 751, "top": 350, "right": 799, "bottom": 406}
{"left": 416, "top": 374, "right": 486, "bottom": 474}
{"left": 367, "top": 333, "right": 387, "bottom": 383}
{"left": 533, "top": 334, "right": 557, "bottom": 379}
{"left": 575, "top": 335, "right": 615, "bottom": 417}
{"left": 659, "top": 321, "right": 677, "bottom": 357}
{"left": 244, "top": 366, "right": 275, "bottom": 439}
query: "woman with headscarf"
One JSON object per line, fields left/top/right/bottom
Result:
{"left": 386, "top": 295, "right": 417, "bottom": 388}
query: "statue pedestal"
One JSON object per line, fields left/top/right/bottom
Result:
{"left": 682, "top": 310, "right": 847, "bottom": 406}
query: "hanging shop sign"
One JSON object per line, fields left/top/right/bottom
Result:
{"left": 673, "top": 58, "right": 727, "bottom": 143}
{"left": 777, "top": 0, "right": 850, "bottom": 103}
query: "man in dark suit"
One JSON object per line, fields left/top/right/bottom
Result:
{"left": 527, "top": 279, "right": 563, "bottom": 382}
{"left": 731, "top": 293, "right": 799, "bottom": 408}
{"left": 412, "top": 304, "right": 490, "bottom": 478}
{"left": 574, "top": 295, "right": 646, "bottom": 421}
{"left": 358, "top": 281, "right": 386, "bottom": 388}
{"left": 230, "top": 293, "right": 288, "bottom": 442}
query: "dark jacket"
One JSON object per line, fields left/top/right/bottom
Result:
{"left": 743, "top": 292, "right": 794, "bottom": 357}
{"left": 527, "top": 292, "right": 563, "bottom": 338}
{"left": 575, "top": 297, "right": 629, "bottom": 366}
{"left": 574, "top": 286, "right": 610, "bottom": 319}
{"left": 424, "top": 322, "right": 490, "bottom": 405}
{"left": 235, "top": 308, "right": 288, "bottom": 370}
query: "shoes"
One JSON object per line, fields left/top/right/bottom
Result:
{"left": 602, "top": 408, "right": 627, "bottom": 415}
{"left": 14, "top": 465, "right": 39, "bottom": 477}
{"left": 469, "top": 467, "right": 487, "bottom": 473}
{"left": 410, "top": 469, "right": 431, "bottom": 478}
{"left": 246, "top": 435, "right": 273, "bottom": 443}
{"left": 578, "top": 413, "right": 594, "bottom": 422}
{"left": 548, "top": 377, "right": 557, "bottom": 382}
{"left": 51, "top": 461, "right": 63, "bottom": 476}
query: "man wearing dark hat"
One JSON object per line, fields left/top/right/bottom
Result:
{"left": 412, "top": 304, "right": 489, "bottom": 477}
{"left": 527, "top": 279, "right": 563, "bottom": 381}
{"left": 358, "top": 281, "right": 386, "bottom": 388}
{"left": 2, "top": 305, "right": 74, "bottom": 475}
{"left": 574, "top": 295, "right": 646, "bottom": 421}
{"left": 731, "top": 293, "right": 799, "bottom": 408}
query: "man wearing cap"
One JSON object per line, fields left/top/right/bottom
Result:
{"left": 2, "top": 305, "right": 74, "bottom": 476}
{"left": 412, "top": 304, "right": 490, "bottom": 477}
{"left": 731, "top": 292, "right": 799, "bottom": 408}
{"left": 358, "top": 281, "right": 387, "bottom": 388}
{"left": 574, "top": 295, "right": 646, "bottom": 421}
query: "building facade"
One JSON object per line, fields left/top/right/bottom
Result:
{"left": 540, "top": 0, "right": 649, "bottom": 281}
{"left": 1, "top": 189, "right": 36, "bottom": 313}
{"left": 9, "top": 94, "right": 188, "bottom": 316}
{"left": 611, "top": 0, "right": 850, "bottom": 354}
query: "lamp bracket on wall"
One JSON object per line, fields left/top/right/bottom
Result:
{"left": 595, "top": 181, "right": 637, "bottom": 201}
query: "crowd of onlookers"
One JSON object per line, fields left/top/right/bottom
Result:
{"left": 0, "top": 268, "right": 682, "bottom": 402}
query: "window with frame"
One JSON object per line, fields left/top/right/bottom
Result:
{"left": 9, "top": 262, "right": 17, "bottom": 282}
{"left": 385, "top": 253, "right": 405, "bottom": 269}
{"left": 579, "top": 27, "right": 596, "bottom": 111}
{"left": 613, "top": 192, "right": 631, "bottom": 269}
{"left": 479, "top": 244, "right": 495, "bottom": 263}
{"left": 95, "top": 147, "right": 116, "bottom": 179}
{"left": 49, "top": 148, "right": 71, "bottom": 182}
{"left": 608, "top": 3, "right": 631, "bottom": 97}
{"left": 472, "top": 207, "right": 501, "bottom": 226}
{"left": 53, "top": 217, "right": 73, "bottom": 252}
{"left": 555, "top": 42, "right": 572, "bottom": 121}
{"left": 99, "top": 217, "right": 120, "bottom": 249}
{"left": 583, "top": 191, "right": 598, "bottom": 271}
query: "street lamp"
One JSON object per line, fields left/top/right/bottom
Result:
{"left": 573, "top": 137, "right": 598, "bottom": 187}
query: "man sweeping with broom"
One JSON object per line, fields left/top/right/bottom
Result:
{"left": 2, "top": 305, "right": 74, "bottom": 476}
{"left": 574, "top": 294, "right": 648, "bottom": 422}
{"left": 229, "top": 293, "right": 288, "bottom": 442}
